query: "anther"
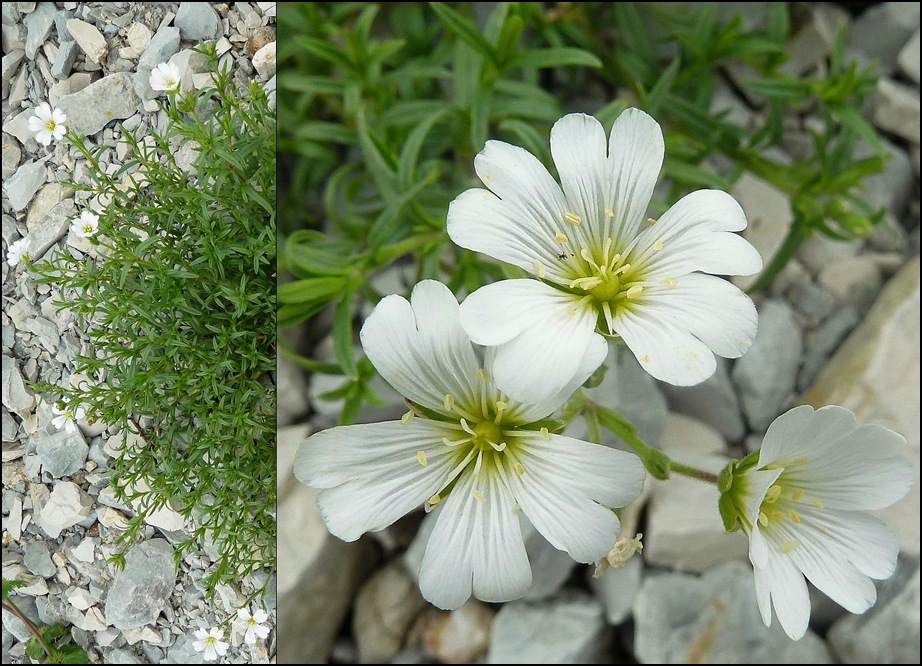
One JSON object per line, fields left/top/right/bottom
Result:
{"left": 478, "top": 368, "right": 489, "bottom": 383}
{"left": 425, "top": 494, "right": 441, "bottom": 512}
{"left": 554, "top": 232, "right": 569, "bottom": 243}
{"left": 625, "top": 285, "right": 644, "bottom": 299}
{"left": 789, "top": 509, "right": 802, "bottom": 524}
{"left": 791, "top": 490, "right": 804, "bottom": 500}
{"left": 494, "top": 401, "right": 508, "bottom": 424}
{"left": 605, "top": 207, "right": 615, "bottom": 217}
{"left": 646, "top": 217, "right": 657, "bottom": 225}
{"left": 473, "top": 489, "right": 486, "bottom": 502}
{"left": 652, "top": 240, "right": 663, "bottom": 251}
{"left": 416, "top": 450, "right": 428, "bottom": 466}
{"left": 401, "top": 410, "right": 414, "bottom": 424}
{"left": 764, "top": 485, "right": 782, "bottom": 504}
{"left": 564, "top": 211, "right": 582, "bottom": 225}
{"left": 771, "top": 510, "right": 785, "bottom": 521}
{"left": 565, "top": 306, "right": 577, "bottom": 317}
{"left": 663, "top": 278, "right": 677, "bottom": 287}
{"left": 781, "top": 541, "right": 799, "bottom": 553}
{"left": 540, "top": 427, "right": 550, "bottom": 441}
{"left": 443, "top": 394, "right": 455, "bottom": 412}
{"left": 758, "top": 512, "right": 768, "bottom": 526}
{"left": 514, "top": 462, "right": 526, "bottom": 476}
{"left": 533, "top": 259, "right": 545, "bottom": 278}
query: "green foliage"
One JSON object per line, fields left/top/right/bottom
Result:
{"left": 28, "top": 46, "right": 276, "bottom": 593}
{"left": 3, "top": 583, "right": 88, "bottom": 664}
{"left": 279, "top": 2, "right": 887, "bottom": 421}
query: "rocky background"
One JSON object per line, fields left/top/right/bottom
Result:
{"left": 278, "top": 3, "right": 920, "bottom": 664}
{"left": 3, "top": 2, "right": 276, "bottom": 663}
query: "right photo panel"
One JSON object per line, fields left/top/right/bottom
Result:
{"left": 277, "top": 3, "right": 920, "bottom": 664}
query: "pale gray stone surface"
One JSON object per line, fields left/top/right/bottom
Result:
{"left": 35, "top": 428, "right": 88, "bottom": 478}
{"left": 104, "top": 539, "right": 177, "bottom": 630}
{"left": 56, "top": 73, "right": 141, "bottom": 136}
{"left": 23, "top": 540, "right": 56, "bottom": 578}
{"left": 174, "top": 2, "right": 221, "bottom": 41}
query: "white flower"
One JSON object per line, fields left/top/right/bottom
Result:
{"left": 70, "top": 211, "right": 100, "bottom": 239}
{"left": 27, "top": 102, "right": 67, "bottom": 146}
{"left": 149, "top": 61, "right": 182, "bottom": 93}
{"left": 718, "top": 405, "right": 914, "bottom": 640}
{"left": 232, "top": 607, "right": 270, "bottom": 645}
{"left": 447, "top": 108, "right": 762, "bottom": 403}
{"left": 296, "top": 280, "right": 645, "bottom": 610}
{"left": 51, "top": 403, "right": 87, "bottom": 434}
{"left": 192, "top": 627, "right": 228, "bottom": 661}
{"left": 7, "top": 238, "right": 31, "bottom": 267}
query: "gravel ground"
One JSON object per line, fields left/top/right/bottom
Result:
{"left": 277, "top": 3, "right": 920, "bottom": 664}
{"left": 3, "top": 2, "right": 276, "bottom": 663}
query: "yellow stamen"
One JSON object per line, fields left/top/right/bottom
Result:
{"left": 646, "top": 217, "right": 657, "bottom": 225}
{"left": 605, "top": 207, "right": 615, "bottom": 217}
{"left": 789, "top": 509, "right": 802, "bottom": 524}
{"left": 533, "top": 259, "right": 545, "bottom": 278}
{"left": 554, "top": 232, "right": 569, "bottom": 243}
{"left": 781, "top": 541, "right": 799, "bottom": 553}
{"left": 812, "top": 498, "right": 825, "bottom": 510}
{"left": 514, "top": 462, "right": 526, "bottom": 476}
{"left": 416, "top": 450, "right": 428, "bottom": 467}
{"left": 472, "top": 488, "right": 486, "bottom": 502}
{"left": 764, "top": 485, "right": 782, "bottom": 504}
{"left": 478, "top": 368, "right": 488, "bottom": 383}
{"left": 625, "top": 285, "right": 644, "bottom": 299}
{"left": 401, "top": 410, "right": 414, "bottom": 424}
{"left": 540, "top": 427, "right": 549, "bottom": 441}
{"left": 564, "top": 211, "right": 581, "bottom": 225}
{"left": 758, "top": 512, "right": 768, "bottom": 527}
{"left": 652, "top": 239, "right": 663, "bottom": 251}
{"left": 443, "top": 394, "right": 455, "bottom": 412}
{"left": 663, "top": 277, "right": 677, "bottom": 287}
{"left": 791, "top": 490, "right": 804, "bottom": 500}
{"left": 771, "top": 510, "right": 785, "bottom": 521}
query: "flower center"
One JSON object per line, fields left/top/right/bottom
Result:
{"left": 82, "top": 224, "right": 93, "bottom": 234}
{"left": 470, "top": 420, "right": 503, "bottom": 452}
{"left": 45, "top": 119, "right": 57, "bottom": 131}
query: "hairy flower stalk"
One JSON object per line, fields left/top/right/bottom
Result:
{"left": 447, "top": 108, "right": 762, "bottom": 403}
{"left": 719, "top": 405, "right": 914, "bottom": 640}
{"left": 296, "top": 281, "right": 645, "bottom": 609}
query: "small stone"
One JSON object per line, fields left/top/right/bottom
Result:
{"left": 126, "top": 23, "right": 151, "bottom": 51}
{"left": 37, "top": 481, "right": 93, "bottom": 538}
{"left": 138, "top": 26, "right": 180, "bottom": 70}
{"left": 245, "top": 26, "right": 275, "bottom": 57}
{"left": 732, "top": 299, "right": 803, "bottom": 431}
{"left": 588, "top": 556, "right": 643, "bottom": 625}
{"left": 104, "top": 539, "right": 177, "bottom": 629}
{"left": 66, "top": 587, "right": 96, "bottom": 611}
{"left": 634, "top": 561, "right": 833, "bottom": 663}
{"left": 23, "top": 540, "right": 56, "bottom": 578}
{"left": 50, "top": 38, "right": 78, "bottom": 79}
{"left": 871, "top": 78, "right": 922, "bottom": 144}
{"left": 174, "top": 2, "right": 221, "bottom": 41}
{"left": 35, "top": 428, "right": 88, "bottom": 478}
{"left": 121, "top": 624, "right": 162, "bottom": 645}
{"left": 6, "top": 159, "right": 48, "bottom": 212}
{"left": 798, "top": 306, "right": 862, "bottom": 391}
{"left": 660, "top": 358, "right": 746, "bottom": 442}
{"left": 846, "top": 2, "right": 921, "bottom": 76}
{"left": 353, "top": 561, "right": 427, "bottom": 663}
{"left": 898, "top": 30, "right": 921, "bottom": 85}
{"left": 417, "top": 600, "right": 495, "bottom": 664}
{"left": 22, "top": 1, "right": 56, "bottom": 60}
{"left": 25, "top": 181, "right": 66, "bottom": 227}
{"left": 75, "top": 606, "right": 107, "bottom": 632}
{"left": 7, "top": 496, "right": 23, "bottom": 541}
{"left": 56, "top": 72, "right": 141, "bottom": 137}
{"left": 2, "top": 355, "right": 35, "bottom": 418}
{"left": 66, "top": 18, "right": 107, "bottom": 64}
{"left": 779, "top": 4, "right": 843, "bottom": 76}
{"left": 2, "top": 134, "right": 21, "bottom": 179}
{"left": 1, "top": 49, "right": 24, "bottom": 86}
{"left": 53, "top": 8, "right": 75, "bottom": 43}
{"left": 70, "top": 537, "right": 95, "bottom": 562}
{"left": 48, "top": 71, "right": 94, "bottom": 106}
{"left": 252, "top": 40, "right": 275, "bottom": 79}
{"left": 22, "top": 198, "right": 74, "bottom": 264}
{"left": 818, "top": 255, "right": 884, "bottom": 310}
{"left": 486, "top": 593, "right": 606, "bottom": 664}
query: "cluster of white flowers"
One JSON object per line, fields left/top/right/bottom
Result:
{"left": 298, "top": 106, "right": 913, "bottom": 640}
{"left": 191, "top": 607, "right": 271, "bottom": 661}
{"left": 51, "top": 403, "right": 86, "bottom": 434}
{"left": 149, "top": 61, "right": 182, "bottom": 94}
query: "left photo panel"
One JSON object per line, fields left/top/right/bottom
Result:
{"left": 2, "top": 3, "right": 276, "bottom": 663}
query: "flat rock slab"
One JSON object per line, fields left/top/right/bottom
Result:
{"left": 104, "top": 539, "right": 177, "bottom": 629}
{"left": 57, "top": 73, "right": 140, "bottom": 137}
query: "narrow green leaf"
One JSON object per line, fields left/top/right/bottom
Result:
{"left": 505, "top": 47, "right": 602, "bottom": 70}
{"left": 2, "top": 579, "right": 27, "bottom": 599}
{"left": 278, "top": 300, "right": 329, "bottom": 328}
{"left": 498, "top": 119, "right": 552, "bottom": 165}
{"left": 470, "top": 88, "right": 492, "bottom": 152}
{"left": 334, "top": 292, "right": 358, "bottom": 379}
{"left": 291, "top": 121, "right": 356, "bottom": 145}
{"left": 293, "top": 36, "right": 354, "bottom": 70}
{"left": 429, "top": 2, "right": 496, "bottom": 61}
{"left": 398, "top": 109, "right": 449, "bottom": 189}
{"left": 740, "top": 77, "right": 812, "bottom": 99}
{"left": 644, "top": 56, "right": 681, "bottom": 114}
{"left": 830, "top": 103, "right": 884, "bottom": 151}
{"left": 356, "top": 108, "right": 398, "bottom": 201}
{"left": 278, "top": 277, "right": 347, "bottom": 304}
{"left": 663, "top": 158, "right": 729, "bottom": 189}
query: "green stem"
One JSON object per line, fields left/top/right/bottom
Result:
{"left": 746, "top": 220, "right": 809, "bottom": 293}
{"left": 669, "top": 461, "right": 720, "bottom": 484}
{"left": 1, "top": 598, "right": 56, "bottom": 660}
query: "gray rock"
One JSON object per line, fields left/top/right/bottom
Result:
{"left": 36, "top": 428, "right": 88, "bottom": 478}
{"left": 828, "top": 557, "right": 920, "bottom": 664}
{"left": 21, "top": 315, "right": 59, "bottom": 352}
{"left": 486, "top": 593, "right": 606, "bottom": 664}
{"left": 858, "top": 138, "right": 915, "bottom": 220}
{"left": 37, "top": 480, "right": 93, "bottom": 538}
{"left": 818, "top": 256, "right": 884, "bottom": 311}
{"left": 1, "top": 595, "right": 38, "bottom": 642}
{"left": 898, "top": 29, "right": 920, "bottom": 84}
{"left": 846, "top": 2, "right": 921, "bottom": 76}
{"left": 104, "top": 539, "right": 177, "bottom": 629}
{"left": 732, "top": 299, "right": 802, "bottom": 432}
{"left": 523, "top": 525, "right": 577, "bottom": 600}
{"left": 6, "top": 159, "right": 48, "bottom": 212}
{"left": 1, "top": 49, "right": 24, "bottom": 86}
{"left": 798, "top": 306, "right": 861, "bottom": 391}
{"left": 731, "top": 173, "right": 794, "bottom": 290}
{"left": 174, "top": 2, "right": 221, "bottom": 41}
{"left": 53, "top": 9, "right": 75, "bottom": 43}
{"left": 23, "top": 198, "right": 74, "bottom": 263}
{"left": 66, "top": 18, "right": 107, "bottom": 64}
{"left": 792, "top": 281, "right": 836, "bottom": 324}
{"left": 22, "top": 1, "right": 56, "bottom": 60}
{"left": 871, "top": 78, "right": 921, "bottom": 144}
{"left": 2, "top": 135, "right": 21, "bottom": 180}
{"left": 50, "top": 38, "right": 79, "bottom": 79}
{"left": 353, "top": 561, "right": 427, "bottom": 664}
{"left": 56, "top": 73, "right": 140, "bottom": 136}
{"left": 2, "top": 355, "right": 35, "bottom": 417}
{"left": 588, "top": 556, "right": 643, "bottom": 625}
{"left": 138, "top": 26, "right": 180, "bottom": 70}
{"left": 634, "top": 561, "right": 833, "bottom": 663}
{"left": 660, "top": 358, "right": 746, "bottom": 442}
{"left": 106, "top": 648, "right": 146, "bottom": 664}
{"left": 23, "top": 540, "right": 56, "bottom": 578}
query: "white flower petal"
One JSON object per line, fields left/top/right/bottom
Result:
{"left": 606, "top": 108, "right": 664, "bottom": 243}
{"left": 506, "top": 433, "right": 644, "bottom": 562}
{"left": 753, "top": 554, "right": 811, "bottom": 640}
{"left": 360, "top": 280, "right": 481, "bottom": 416}
{"left": 612, "top": 305, "right": 717, "bottom": 386}
{"left": 295, "top": 420, "right": 464, "bottom": 541}
{"left": 447, "top": 188, "right": 570, "bottom": 283}
{"left": 759, "top": 404, "right": 851, "bottom": 465}
{"left": 419, "top": 467, "right": 531, "bottom": 609}
{"left": 637, "top": 273, "right": 758, "bottom": 359}
{"left": 549, "top": 113, "right": 610, "bottom": 248}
